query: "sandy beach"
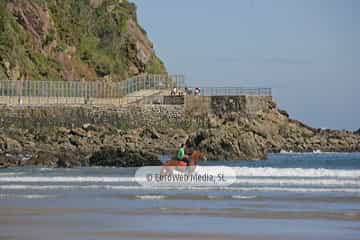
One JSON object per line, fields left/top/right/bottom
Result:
{"left": 1, "top": 153, "right": 360, "bottom": 240}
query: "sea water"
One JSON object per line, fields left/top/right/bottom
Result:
{"left": 0, "top": 153, "right": 359, "bottom": 240}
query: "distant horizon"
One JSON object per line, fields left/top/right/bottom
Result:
{"left": 133, "top": 0, "right": 359, "bottom": 131}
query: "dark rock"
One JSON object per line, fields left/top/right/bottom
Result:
{"left": 57, "top": 127, "right": 71, "bottom": 135}
{"left": 189, "top": 129, "right": 208, "bottom": 147}
{"left": 89, "top": 147, "right": 161, "bottom": 167}
{"left": 35, "top": 133, "right": 49, "bottom": 143}
{"left": 69, "top": 135, "right": 87, "bottom": 147}
{"left": 140, "top": 127, "right": 160, "bottom": 139}
{"left": 354, "top": 128, "right": 360, "bottom": 135}
{"left": 224, "top": 113, "right": 237, "bottom": 122}
{"left": 82, "top": 123, "right": 99, "bottom": 132}
{"left": 0, "top": 153, "right": 22, "bottom": 168}
{"left": 268, "top": 100, "right": 277, "bottom": 110}
{"left": 57, "top": 152, "right": 82, "bottom": 168}
{"left": 289, "top": 119, "right": 316, "bottom": 132}
{"left": 238, "top": 132, "right": 267, "bottom": 160}
{"left": 70, "top": 128, "right": 88, "bottom": 138}
{"left": 26, "top": 151, "right": 59, "bottom": 168}
{"left": 0, "top": 139, "right": 4, "bottom": 153}
{"left": 187, "top": 128, "right": 266, "bottom": 160}
{"left": 278, "top": 109, "right": 289, "bottom": 118}
{"left": 2, "top": 137, "right": 23, "bottom": 152}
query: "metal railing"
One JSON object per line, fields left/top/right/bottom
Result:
{"left": 0, "top": 74, "right": 185, "bottom": 106}
{"left": 0, "top": 75, "right": 272, "bottom": 107}
{"left": 183, "top": 87, "right": 272, "bottom": 97}
{"left": 127, "top": 74, "right": 185, "bottom": 95}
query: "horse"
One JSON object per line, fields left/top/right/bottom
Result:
{"left": 160, "top": 150, "right": 206, "bottom": 176}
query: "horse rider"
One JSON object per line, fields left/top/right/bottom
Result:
{"left": 177, "top": 144, "right": 190, "bottom": 166}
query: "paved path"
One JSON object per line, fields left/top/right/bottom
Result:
{"left": 0, "top": 89, "right": 172, "bottom": 107}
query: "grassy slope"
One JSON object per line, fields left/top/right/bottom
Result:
{"left": 0, "top": 0, "right": 166, "bottom": 81}
{"left": 0, "top": 1, "right": 40, "bottom": 79}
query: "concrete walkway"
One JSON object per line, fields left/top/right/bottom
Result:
{"left": 0, "top": 89, "right": 172, "bottom": 107}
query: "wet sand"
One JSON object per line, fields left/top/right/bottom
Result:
{"left": 95, "top": 231, "right": 278, "bottom": 240}
{"left": 1, "top": 205, "right": 360, "bottom": 240}
{"left": 1, "top": 206, "right": 360, "bottom": 221}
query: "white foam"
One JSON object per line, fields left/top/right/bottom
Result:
{"left": 39, "top": 168, "right": 54, "bottom": 171}
{"left": 229, "top": 187, "right": 360, "bottom": 193}
{"left": 0, "top": 185, "right": 146, "bottom": 190}
{"left": 2, "top": 177, "right": 357, "bottom": 192}
{"left": 135, "top": 195, "right": 166, "bottom": 200}
{"left": 280, "top": 150, "right": 293, "bottom": 154}
{"left": 207, "top": 195, "right": 224, "bottom": 199}
{"left": 1, "top": 168, "right": 359, "bottom": 184}
{"left": 234, "top": 178, "right": 360, "bottom": 187}
{"left": 277, "top": 151, "right": 348, "bottom": 155}
{"left": 22, "top": 194, "right": 58, "bottom": 199}
{"left": 0, "top": 173, "right": 21, "bottom": 176}
{"left": 1, "top": 184, "right": 360, "bottom": 193}
{"left": 0, "top": 194, "right": 58, "bottom": 199}
{"left": 0, "top": 176, "right": 135, "bottom": 183}
{"left": 232, "top": 195, "right": 257, "bottom": 199}
{"left": 233, "top": 167, "right": 360, "bottom": 178}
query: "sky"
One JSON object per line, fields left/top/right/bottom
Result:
{"left": 132, "top": 0, "right": 359, "bottom": 130}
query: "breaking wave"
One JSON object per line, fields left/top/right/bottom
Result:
{"left": 1, "top": 167, "right": 359, "bottom": 193}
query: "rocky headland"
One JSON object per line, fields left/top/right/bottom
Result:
{"left": 0, "top": 98, "right": 359, "bottom": 168}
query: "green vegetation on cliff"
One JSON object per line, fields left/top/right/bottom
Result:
{"left": 0, "top": 0, "right": 166, "bottom": 81}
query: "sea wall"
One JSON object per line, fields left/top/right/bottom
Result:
{"left": 184, "top": 96, "right": 211, "bottom": 117}
{"left": 210, "top": 96, "right": 275, "bottom": 115}
{"left": 0, "top": 96, "right": 274, "bottom": 130}
{"left": 184, "top": 95, "right": 274, "bottom": 117}
{"left": 0, "top": 105, "right": 187, "bottom": 129}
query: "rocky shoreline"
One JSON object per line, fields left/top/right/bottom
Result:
{"left": 0, "top": 124, "right": 180, "bottom": 168}
{"left": 1, "top": 101, "right": 359, "bottom": 168}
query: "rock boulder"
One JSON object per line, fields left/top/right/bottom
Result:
{"left": 89, "top": 147, "right": 161, "bottom": 167}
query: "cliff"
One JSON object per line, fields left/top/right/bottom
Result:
{"left": 0, "top": 0, "right": 166, "bottom": 81}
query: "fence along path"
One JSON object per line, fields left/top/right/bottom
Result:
{"left": 0, "top": 74, "right": 272, "bottom": 107}
{"left": 0, "top": 74, "right": 185, "bottom": 106}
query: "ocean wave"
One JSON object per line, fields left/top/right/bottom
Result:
{"left": 232, "top": 187, "right": 360, "bottom": 193}
{"left": 232, "top": 195, "right": 257, "bottom": 199}
{"left": 1, "top": 168, "right": 359, "bottom": 183}
{"left": 233, "top": 178, "right": 360, "bottom": 187}
{"left": 0, "top": 172, "right": 22, "bottom": 176}
{"left": 233, "top": 167, "right": 360, "bottom": 178}
{"left": 1, "top": 184, "right": 360, "bottom": 193}
{"left": 0, "top": 185, "right": 144, "bottom": 190}
{"left": 1, "top": 177, "right": 357, "bottom": 189}
{"left": 39, "top": 168, "right": 54, "bottom": 171}
{"left": 276, "top": 151, "right": 357, "bottom": 155}
{"left": 0, "top": 194, "right": 58, "bottom": 199}
{"left": 135, "top": 195, "right": 167, "bottom": 200}
{"left": 207, "top": 195, "right": 225, "bottom": 200}
{"left": 0, "top": 176, "right": 135, "bottom": 183}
